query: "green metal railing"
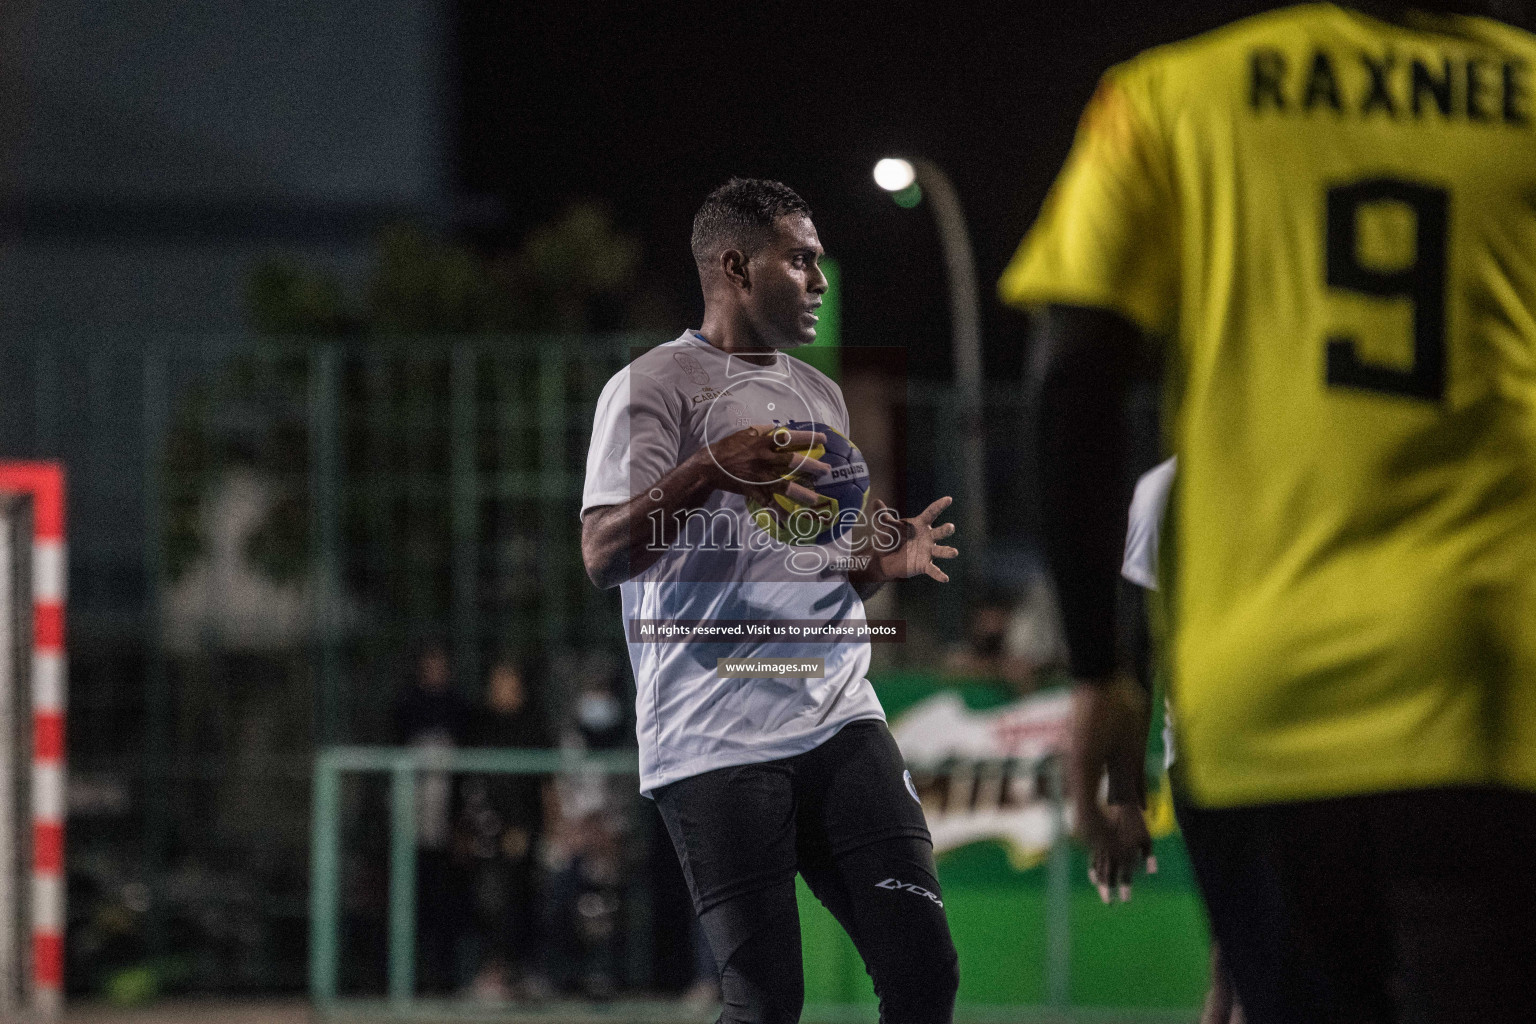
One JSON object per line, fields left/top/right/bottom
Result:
{"left": 6, "top": 322, "right": 1060, "bottom": 997}
{"left": 309, "top": 746, "right": 642, "bottom": 1013}
{"left": 308, "top": 747, "right": 1078, "bottom": 1020}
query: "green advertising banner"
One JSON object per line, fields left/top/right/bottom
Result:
{"left": 798, "top": 674, "right": 1211, "bottom": 1012}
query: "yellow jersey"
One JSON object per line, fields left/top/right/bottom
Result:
{"left": 1001, "top": 3, "right": 1536, "bottom": 807}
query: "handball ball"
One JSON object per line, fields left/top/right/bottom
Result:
{"left": 747, "top": 420, "right": 870, "bottom": 545}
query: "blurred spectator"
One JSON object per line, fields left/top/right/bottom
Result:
{"left": 943, "top": 579, "right": 1067, "bottom": 692}
{"left": 393, "top": 640, "right": 472, "bottom": 995}
{"left": 461, "top": 657, "right": 552, "bottom": 1001}
{"left": 1004, "top": 574, "right": 1069, "bottom": 681}
{"left": 541, "top": 673, "right": 634, "bottom": 998}
{"left": 571, "top": 674, "right": 627, "bottom": 750}
{"left": 943, "top": 588, "right": 1015, "bottom": 678}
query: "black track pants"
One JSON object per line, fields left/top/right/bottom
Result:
{"left": 1180, "top": 786, "right": 1536, "bottom": 1024}
{"left": 655, "top": 720, "right": 960, "bottom": 1024}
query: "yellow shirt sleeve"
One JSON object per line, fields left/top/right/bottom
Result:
{"left": 999, "top": 64, "right": 1179, "bottom": 336}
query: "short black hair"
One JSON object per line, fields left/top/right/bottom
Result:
{"left": 691, "top": 178, "right": 812, "bottom": 274}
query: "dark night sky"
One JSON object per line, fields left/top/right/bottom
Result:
{"left": 456, "top": 1, "right": 1278, "bottom": 379}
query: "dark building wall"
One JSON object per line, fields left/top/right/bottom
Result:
{"left": 0, "top": 0, "right": 451, "bottom": 601}
{"left": 0, "top": 0, "right": 448, "bottom": 331}
{"left": 2, "top": 0, "right": 445, "bottom": 206}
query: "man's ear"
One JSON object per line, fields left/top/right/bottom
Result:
{"left": 720, "top": 248, "right": 750, "bottom": 291}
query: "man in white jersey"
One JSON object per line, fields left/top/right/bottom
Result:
{"left": 1115, "top": 458, "right": 1244, "bottom": 1024}
{"left": 1078, "top": 457, "right": 1174, "bottom": 907}
{"left": 580, "top": 178, "right": 960, "bottom": 1024}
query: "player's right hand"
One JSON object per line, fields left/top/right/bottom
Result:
{"left": 1081, "top": 802, "right": 1156, "bottom": 904}
{"left": 699, "top": 424, "right": 830, "bottom": 508}
{"left": 1068, "top": 676, "right": 1155, "bottom": 903}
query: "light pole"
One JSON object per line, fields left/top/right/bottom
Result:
{"left": 875, "top": 158, "right": 987, "bottom": 559}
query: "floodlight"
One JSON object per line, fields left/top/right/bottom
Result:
{"left": 873, "top": 158, "right": 916, "bottom": 192}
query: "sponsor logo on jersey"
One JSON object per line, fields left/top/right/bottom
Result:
{"left": 690, "top": 385, "right": 735, "bottom": 406}
{"left": 903, "top": 769, "right": 920, "bottom": 804}
{"left": 674, "top": 351, "right": 710, "bottom": 385}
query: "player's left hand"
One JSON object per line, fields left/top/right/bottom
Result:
{"left": 865, "top": 496, "right": 959, "bottom": 583}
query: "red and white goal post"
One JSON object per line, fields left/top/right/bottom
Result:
{"left": 0, "top": 463, "right": 66, "bottom": 1017}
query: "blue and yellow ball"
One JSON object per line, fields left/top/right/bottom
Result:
{"left": 747, "top": 420, "right": 870, "bottom": 545}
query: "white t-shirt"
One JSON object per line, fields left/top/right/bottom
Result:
{"left": 1121, "top": 456, "right": 1176, "bottom": 591}
{"left": 1122, "top": 456, "right": 1176, "bottom": 768}
{"left": 581, "top": 331, "right": 886, "bottom": 794}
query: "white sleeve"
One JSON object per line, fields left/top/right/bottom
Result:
{"left": 1120, "top": 456, "right": 1176, "bottom": 591}
{"left": 580, "top": 367, "right": 682, "bottom": 520}
{"left": 804, "top": 366, "right": 851, "bottom": 436}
